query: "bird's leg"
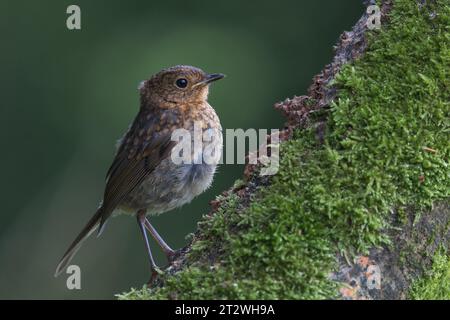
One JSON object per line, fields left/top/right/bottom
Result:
{"left": 144, "top": 218, "right": 176, "bottom": 262}
{"left": 136, "top": 210, "right": 161, "bottom": 285}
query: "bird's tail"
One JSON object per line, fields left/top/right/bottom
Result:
{"left": 54, "top": 207, "right": 104, "bottom": 277}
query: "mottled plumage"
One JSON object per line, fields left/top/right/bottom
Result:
{"left": 55, "top": 65, "right": 224, "bottom": 280}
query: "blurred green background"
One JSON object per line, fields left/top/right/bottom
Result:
{"left": 0, "top": 0, "right": 363, "bottom": 298}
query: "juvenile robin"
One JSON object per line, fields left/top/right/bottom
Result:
{"left": 55, "top": 65, "right": 224, "bottom": 282}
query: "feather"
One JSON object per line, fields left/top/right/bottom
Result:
{"left": 55, "top": 108, "right": 176, "bottom": 276}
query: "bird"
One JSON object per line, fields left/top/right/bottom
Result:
{"left": 55, "top": 65, "right": 224, "bottom": 283}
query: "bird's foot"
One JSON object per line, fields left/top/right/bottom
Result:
{"left": 146, "top": 267, "right": 164, "bottom": 288}
{"left": 165, "top": 248, "right": 182, "bottom": 264}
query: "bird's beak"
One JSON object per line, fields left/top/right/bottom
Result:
{"left": 193, "top": 73, "right": 225, "bottom": 87}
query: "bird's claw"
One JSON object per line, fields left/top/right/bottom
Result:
{"left": 146, "top": 268, "right": 164, "bottom": 288}
{"left": 166, "top": 248, "right": 182, "bottom": 264}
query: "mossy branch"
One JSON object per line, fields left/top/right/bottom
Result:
{"left": 118, "top": 0, "right": 450, "bottom": 300}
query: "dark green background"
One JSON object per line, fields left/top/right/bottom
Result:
{"left": 0, "top": 0, "right": 362, "bottom": 298}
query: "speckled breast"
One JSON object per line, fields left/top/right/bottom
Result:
{"left": 119, "top": 105, "right": 222, "bottom": 216}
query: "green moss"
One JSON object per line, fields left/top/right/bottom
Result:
{"left": 410, "top": 249, "right": 450, "bottom": 300}
{"left": 118, "top": 0, "right": 450, "bottom": 299}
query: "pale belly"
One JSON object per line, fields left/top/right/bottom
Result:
{"left": 118, "top": 159, "right": 218, "bottom": 215}
{"left": 117, "top": 129, "right": 222, "bottom": 216}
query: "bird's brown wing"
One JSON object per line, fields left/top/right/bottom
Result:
{"left": 55, "top": 110, "right": 176, "bottom": 276}
{"left": 98, "top": 112, "right": 176, "bottom": 232}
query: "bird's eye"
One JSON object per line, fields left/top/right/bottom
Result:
{"left": 175, "top": 78, "right": 188, "bottom": 88}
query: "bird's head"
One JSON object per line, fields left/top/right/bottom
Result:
{"left": 140, "top": 65, "right": 224, "bottom": 107}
